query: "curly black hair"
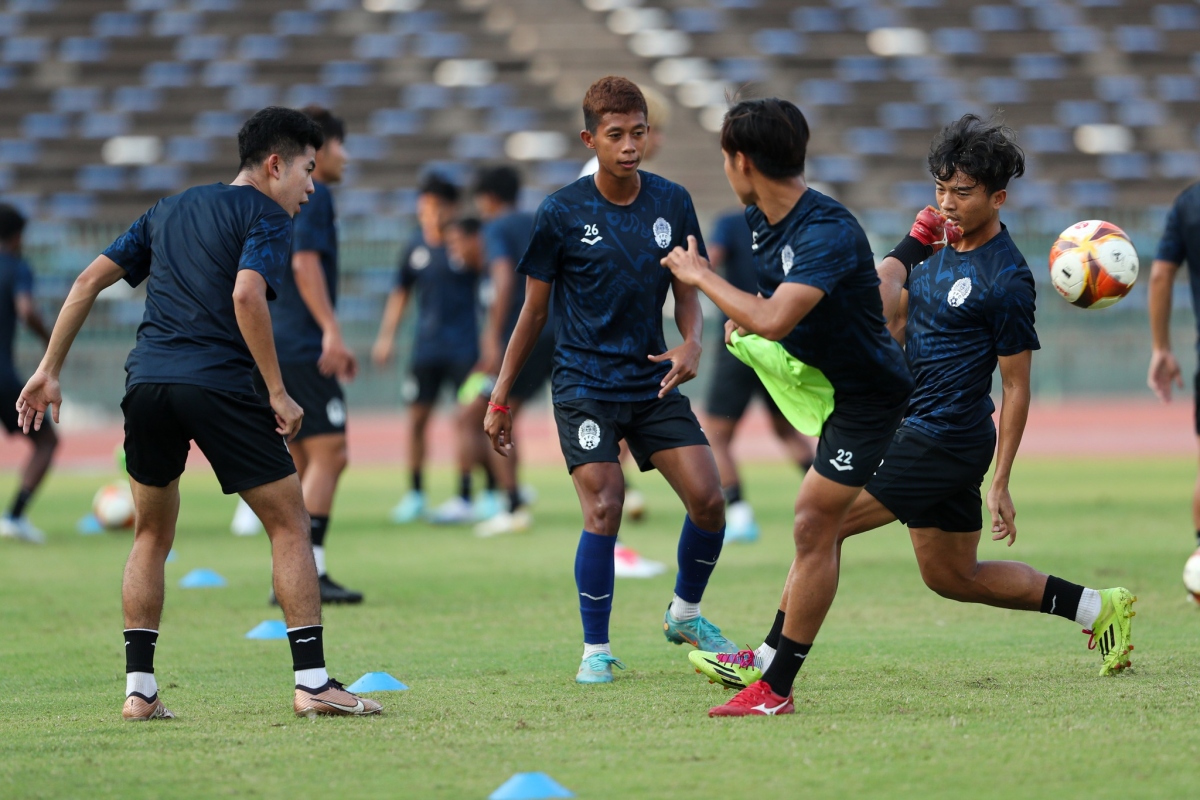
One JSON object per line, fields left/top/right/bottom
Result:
{"left": 928, "top": 114, "right": 1025, "bottom": 195}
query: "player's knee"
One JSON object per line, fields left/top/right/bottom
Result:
{"left": 688, "top": 487, "right": 725, "bottom": 532}
{"left": 919, "top": 562, "right": 974, "bottom": 600}
{"left": 586, "top": 493, "right": 623, "bottom": 535}
{"left": 792, "top": 509, "right": 837, "bottom": 556}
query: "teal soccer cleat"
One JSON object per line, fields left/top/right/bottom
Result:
{"left": 389, "top": 490, "right": 425, "bottom": 524}
{"left": 663, "top": 608, "right": 737, "bottom": 653}
{"left": 575, "top": 653, "right": 625, "bottom": 684}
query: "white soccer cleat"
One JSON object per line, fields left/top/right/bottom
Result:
{"left": 429, "top": 496, "right": 474, "bottom": 525}
{"left": 0, "top": 515, "right": 45, "bottom": 544}
{"left": 724, "top": 501, "right": 760, "bottom": 544}
{"left": 474, "top": 509, "right": 532, "bottom": 538}
{"left": 230, "top": 498, "right": 262, "bottom": 536}
{"left": 614, "top": 543, "right": 666, "bottom": 578}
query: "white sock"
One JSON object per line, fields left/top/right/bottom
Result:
{"left": 294, "top": 667, "right": 330, "bottom": 690}
{"left": 582, "top": 642, "right": 611, "bottom": 659}
{"left": 312, "top": 545, "right": 326, "bottom": 577}
{"left": 755, "top": 643, "right": 776, "bottom": 671}
{"left": 669, "top": 595, "right": 701, "bottom": 621}
{"left": 1075, "top": 588, "right": 1102, "bottom": 628}
{"left": 126, "top": 671, "right": 157, "bottom": 698}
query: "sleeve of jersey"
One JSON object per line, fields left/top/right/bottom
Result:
{"left": 15, "top": 259, "right": 34, "bottom": 295}
{"left": 482, "top": 221, "right": 507, "bottom": 265}
{"left": 238, "top": 211, "right": 292, "bottom": 301}
{"left": 395, "top": 244, "right": 416, "bottom": 289}
{"left": 783, "top": 222, "right": 856, "bottom": 294}
{"left": 515, "top": 201, "right": 562, "bottom": 283}
{"left": 988, "top": 269, "right": 1041, "bottom": 356}
{"left": 101, "top": 210, "right": 154, "bottom": 287}
{"left": 291, "top": 191, "right": 326, "bottom": 255}
{"left": 1155, "top": 201, "right": 1186, "bottom": 264}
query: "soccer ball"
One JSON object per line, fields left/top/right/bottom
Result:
{"left": 1048, "top": 220, "right": 1139, "bottom": 309}
{"left": 1184, "top": 551, "right": 1200, "bottom": 603}
{"left": 93, "top": 483, "right": 135, "bottom": 530}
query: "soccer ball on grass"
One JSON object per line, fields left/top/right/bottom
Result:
{"left": 1184, "top": 550, "right": 1200, "bottom": 604}
{"left": 93, "top": 483, "right": 135, "bottom": 530}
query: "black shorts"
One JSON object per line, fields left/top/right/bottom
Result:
{"left": 122, "top": 383, "right": 296, "bottom": 495}
{"left": 866, "top": 426, "right": 996, "bottom": 533}
{"left": 510, "top": 333, "right": 554, "bottom": 403}
{"left": 811, "top": 392, "right": 908, "bottom": 486}
{"left": 409, "top": 360, "right": 473, "bottom": 406}
{"left": 553, "top": 392, "right": 710, "bottom": 473}
{"left": 705, "top": 344, "right": 782, "bottom": 420}
{"left": 255, "top": 362, "right": 346, "bottom": 441}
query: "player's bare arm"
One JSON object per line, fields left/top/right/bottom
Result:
{"left": 370, "top": 287, "right": 409, "bottom": 366}
{"left": 1147, "top": 258, "right": 1183, "bottom": 402}
{"left": 485, "top": 276, "right": 551, "bottom": 455}
{"left": 989, "top": 349, "right": 1032, "bottom": 546}
{"left": 16, "top": 292, "right": 51, "bottom": 346}
{"left": 649, "top": 276, "right": 703, "bottom": 398}
{"left": 292, "top": 249, "right": 356, "bottom": 381}
{"left": 479, "top": 255, "right": 516, "bottom": 374}
{"left": 17, "top": 254, "right": 126, "bottom": 432}
{"left": 233, "top": 269, "right": 303, "bottom": 440}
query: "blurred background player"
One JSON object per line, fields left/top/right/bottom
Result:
{"left": 704, "top": 209, "right": 814, "bottom": 543}
{"left": 0, "top": 203, "right": 56, "bottom": 544}
{"left": 373, "top": 174, "right": 485, "bottom": 524}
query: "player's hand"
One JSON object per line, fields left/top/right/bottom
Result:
{"left": 660, "top": 236, "right": 711, "bottom": 286}
{"left": 16, "top": 369, "right": 61, "bottom": 433}
{"left": 318, "top": 330, "right": 358, "bottom": 382}
{"left": 371, "top": 337, "right": 394, "bottom": 368}
{"left": 987, "top": 482, "right": 1017, "bottom": 546}
{"left": 723, "top": 318, "right": 749, "bottom": 346}
{"left": 1148, "top": 348, "right": 1183, "bottom": 403}
{"left": 912, "top": 206, "right": 963, "bottom": 252}
{"left": 270, "top": 390, "right": 304, "bottom": 441}
{"left": 649, "top": 339, "right": 701, "bottom": 398}
{"left": 484, "top": 400, "right": 514, "bottom": 457}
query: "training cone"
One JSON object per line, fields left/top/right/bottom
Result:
{"left": 166, "top": 549, "right": 177, "bottom": 563}
{"left": 488, "top": 773, "right": 574, "bottom": 800}
{"left": 76, "top": 514, "right": 104, "bottom": 535}
{"left": 245, "top": 620, "right": 287, "bottom": 640}
{"left": 179, "top": 568, "right": 226, "bottom": 588}
{"left": 346, "top": 672, "right": 408, "bottom": 692}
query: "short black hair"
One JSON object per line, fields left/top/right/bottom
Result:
{"left": 237, "top": 106, "right": 324, "bottom": 171}
{"left": 301, "top": 105, "right": 346, "bottom": 144}
{"left": 0, "top": 203, "right": 26, "bottom": 243}
{"left": 474, "top": 165, "right": 521, "bottom": 205}
{"left": 928, "top": 114, "right": 1026, "bottom": 195}
{"left": 418, "top": 172, "right": 461, "bottom": 204}
{"left": 719, "top": 98, "right": 809, "bottom": 180}
{"left": 448, "top": 217, "right": 483, "bottom": 236}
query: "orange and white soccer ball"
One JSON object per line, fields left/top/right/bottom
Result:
{"left": 1184, "top": 551, "right": 1200, "bottom": 603}
{"left": 93, "top": 483, "right": 135, "bottom": 530}
{"left": 1048, "top": 220, "right": 1139, "bottom": 309}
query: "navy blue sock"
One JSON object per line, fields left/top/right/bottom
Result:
{"left": 674, "top": 515, "right": 724, "bottom": 603}
{"left": 574, "top": 530, "right": 616, "bottom": 644}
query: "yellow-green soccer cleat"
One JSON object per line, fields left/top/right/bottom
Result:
{"left": 1084, "top": 588, "right": 1137, "bottom": 676}
{"left": 688, "top": 648, "right": 763, "bottom": 690}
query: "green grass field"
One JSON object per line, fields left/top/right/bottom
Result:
{"left": 2, "top": 458, "right": 1199, "bottom": 799}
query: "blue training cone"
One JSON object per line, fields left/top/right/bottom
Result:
{"left": 346, "top": 672, "right": 408, "bottom": 692}
{"left": 245, "top": 620, "right": 287, "bottom": 640}
{"left": 76, "top": 514, "right": 104, "bottom": 535}
{"left": 166, "top": 549, "right": 177, "bottom": 563}
{"left": 489, "top": 773, "right": 574, "bottom": 800}
{"left": 179, "top": 568, "right": 226, "bottom": 588}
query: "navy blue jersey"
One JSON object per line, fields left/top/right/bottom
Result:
{"left": 483, "top": 209, "right": 536, "bottom": 342}
{"left": 0, "top": 252, "right": 33, "bottom": 380}
{"left": 273, "top": 180, "right": 337, "bottom": 364}
{"left": 903, "top": 226, "right": 1040, "bottom": 443}
{"left": 103, "top": 183, "right": 292, "bottom": 393}
{"left": 710, "top": 211, "right": 757, "bottom": 324}
{"left": 747, "top": 189, "right": 911, "bottom": 400}
{"left": 396, "top": 234, "right": 479, "bottom": 366}
{"left": 1157, "top": 182, "right": 1200, "bottom": 349}
{"left": 517, "top": 172, "right": 706, "bottom": 403}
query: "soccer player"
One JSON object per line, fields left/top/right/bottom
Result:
{"left": 484, "top": 76, "right": 736, "bottom": 684}
{"left": 16, "top": 107, "right": 381, "bottom": 720}
{"left": 684, "top": 113, "right": 1137, "bottom": 716}
{"left": 660, "top": 97, "right": 914, "bottom": 716}
{"left": 0, "top": 204, "right": 56, "bottom": 544}
{"left": 372, "top": 174, "right": 483, "bottom": 524}
{"left": 704, "top": 209, "right": 814, "bottom": 543}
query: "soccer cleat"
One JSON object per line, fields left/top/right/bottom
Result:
{"left": 1083, "top": 587, "right": 1137, "bottom": 676}
{"left": 0, "top": 515, "right": 45, "bottom": 544}
{"left": 122, "top": 693, "right": 175, "bottom": 721}
{"left": 724, "top": 501, "right": 760, "bottom": 544}
{"left": 575, "top": 652, "right": 625, "bottom": 684}
{"left": 230, "top": 498, "right": 262, "bottom": 536}
{"left": 319, "top": 574, "right": 363, "bottom": 604}
{"left": 624, "top": 489, "right": 647, "bottom": 521}
{"left": 474, "top": 508, "right": 532, "bottom": 538}
{"left": 708, "top": 679, "right": 794, "bottom": 717}
{"left": 389, "top": 490, "right": 425, "bottom": 524}
{"left": 663, "top": 609, "right": 737, "bottom": 653}
{"left": 294, "top": 679, "right": 383, "bottom": 717}
{"left": 429, "top": 496, "right": 474, "bottom": 525}
{"left": 472, "top": 490, "right": 503, "bottom": 522}
{"left": 613, "top": 543, "right": 666, "bottom": 578}
{"left": 689, "top": 648, "right": 764, "bottom": 690}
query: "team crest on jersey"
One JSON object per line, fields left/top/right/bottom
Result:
{"left": 578, "top": 419, "right": 601, "bottom": 451}
{"left": 410, "top": 246, "right": 431, "bottom": 270}
{"left": 781, "top": 244, "right": 794, "bottom": 275}
{"left": 326, "top": 398, "right": 346, "bottom": 427}
{"left": 653, "top": 217, "right": 672, "bottom": 248}
{"left": 947, "top": 277, "right": 972, "bottom": 307}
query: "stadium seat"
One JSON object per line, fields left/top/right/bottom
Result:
{"left": 403, "top": 84, "right": 452, "bottom": 110}
{"left": 674, "top": 9, "right": 722, "bottom": 34}
{"left": 535, "top": 161, "right": 583, "bottom": 188}
{"left": 844, "top": 127, "right": 896, "bottom": 156}
{"left": 1007, "top": 179, "right": 1057, "bottom": 208}
{"left": 893, "top": 57, "right": 941, "bottom": 82}
{"left": 932, "top": 28, "right": 982, "bottom": 56}
{"left": 1013, "top": 53, "right": 1066, "bottom": 81}
{"left": 48, "top": 193, "right": 97, "bottom": 220}
{"left": 451, "top": 133, "right": 503, "bottom": 161}
{"left": 343, "top": 134, "right": 387, "bottom": 161}
{"left": 879, "top": 102, "right": 931, "bottom": 130}
{"left": 2, "top": 36, "right": 46, "bottom": 62}
{"left": 286, "top": 85, "right": 337, "bottom": 108}
{"left": 1099, "top": 152, "right": 1150, "bottom": 180}
{"left": 176, "top": 35, "right": 227, "bottom": 61}
{"left": 1056, "top": 100, "right": 1106, "bottom": 127}
{"left": 1095, "top": 75, "right": 1145, "bottom": 103}
{"left": 916, "top": 80, "right": 964, "bottom": 105}
{"left": 136, "top": 165, "right": 186, "bottom": 192}
{"left": 893, "top": 181, "right": 934, "bottom": 209}
{"left": 390, "top": 10, "right": 445, "bottom": 34}
{"left": 720, "top": 58, "right": 767, "bottom": 83}
{"left": 238, "top": 35, "right": 287, "bottom": 61}
{"left": 849, "top": 6, "right": 901, "bottom": 33}
{"left": 273, "top": 11, "right": 323, "bottom": 37}
{"left": 972, "top": 6, "right": 1024, "bottom": 32}
{"left": 203, "top": 61, "right": 253, "bottom": 88}
{"left": 80, "top": 113, "right": 131, "bottom": 139}
{"left": 338, "top": 188, "right": 383, "bottom": 217}
{"left": 94, "top": 12, "right": 142, "bottom": 38}
{"left": 76, "top": 165, "right": 126, "bottom": 193}
{"left": 22, "top": 113, "right": 69, "bottom": 140}
{"left": 320, "top": 61, "right": 372, "bottom": 87}
{"left": 354, "top": 33, "right": 404, "bottom": 60}
{"left": 167, "top": 136, "right": 214, "bottom": 164}
{"left": 462, "top": 84, "right": 515, "bottom": 109}
{"left": 53, "top": 87, "right": 103, "bottom": 113}
{"left": 1115, "top": 99, "right": 1166, "bottom": 128}
{"left": 836, "top": 56, "right": 886, "bottom": 82}
{"left": 1157, "top": 75, "right": 1198, "bottom": 103}
{"left": 0, "top": 140, "right": 39, "bottom": 165}
{"left": 1022, "top": 125, "right": 1071, "bottom": 154}
{"left": 0, "top": 13, "right": 22, "bottom": 37}
{"left": 488, "top": 107, "right": 540, "bottom": 134}
{"left": 1066, "top": 179, "right": 1115, "bottom": 208}
{"left": 808, "top": 155, "right": 862, "bottom": 184}
{"left": 1114, "top": 26, "right": 1163, "bottom": 54}
{"left": 978, "top": 77, "right": 1028, "bottom": 105}
{"left": 194, "top": 110, "right": 244, "bottom": 138}
{"left": 369, "top": 108, "right": 423, "bottom": 137}
{"left": 152, "top": 11, "right": 202, "bottom": 37}
{"left": 1159, "top": 151, "right": 1200, "bottom": 179}
{"left": 792, "top": 7, "right": 843, "bottom": 34}
{"left": 143, "top": 62, "right": 192, "bottom": 88}
{"left": 59, "top": 37, "right": 109, "bottom": 63}
{"left": 114, "top": 87, "right": 162, "bottom": 113}
{"left": 1032, "top": 4, "right": 1081, "bottom": 31}
{"left": 752, "top": 29, "right": 805, "bottom": 57}
{"left": 1053, "top": 27, "right": 1103, "bottom": 54}
{"left": 227, "top": 85, "right": 279, "bottom": 111}
{"left": 417, "top": 33, "right": 468, "bottom": 59}
{"left": 1154, "top": 5, "right": 1200, "bottom": 30}
{"left": 800, "top": 79, "right": 852, "bottom": 106}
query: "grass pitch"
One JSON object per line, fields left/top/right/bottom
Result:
{"left": 2, "top": 457, "right": 1199, "bottom": 799}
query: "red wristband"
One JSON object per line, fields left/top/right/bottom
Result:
{"left": 488, "top": 401, "right": 511, "bottom": 414}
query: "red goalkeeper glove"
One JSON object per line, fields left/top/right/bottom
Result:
{"left": 887, "top": 206, "right": 963, "bottom": 276}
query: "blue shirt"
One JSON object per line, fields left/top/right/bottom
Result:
{"left": 273, "top": 180, "right": 337, "bottom": 364}
{"left": 710, "top": 210, "right": 757, "bottom": 322}
{"left": 396, "top": 234, "right": 479, "bottom": 366}
{"left": 747, "top": 189, "right": 912, "bottom": 400}
{"left": 102, "top": 183, "right": 293, "bottom": 393}
{"left": 0, "top": 252, "right": 33, "bottom": 380}
{"left": 483, "top": 209, "right": 537, "bottom": 343}
{"left": 517, "top": 172, "right": 706, "bottom": 403}
{"left": 904, "top": 226, "right": 1040, "bottom": 443}
{"left": 1157, "top": 181, "right": 1200, "bottom": 349}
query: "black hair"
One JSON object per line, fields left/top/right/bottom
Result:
{"left": 301, "top": 105, "right": 346, "bottom": 144}
{"left": 474, "top": 165, "right": 521, "bottom": 205}
{"left": 928, "top": 114, "right": 1026, "bottom": 195}
{"left": 237, "top": 106, "right": 324, "bottom": 172}
{"left": 719, "top": 98, "right": 808, "bottom": 180}
{"left": 448, "top": 217, "right": 483, "bottom": 236}
{"left": 0, "top": 203, "right": 26, "bottom": 244}
{"left": 418, "top": 172, "right": 461, "bottom": 204}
